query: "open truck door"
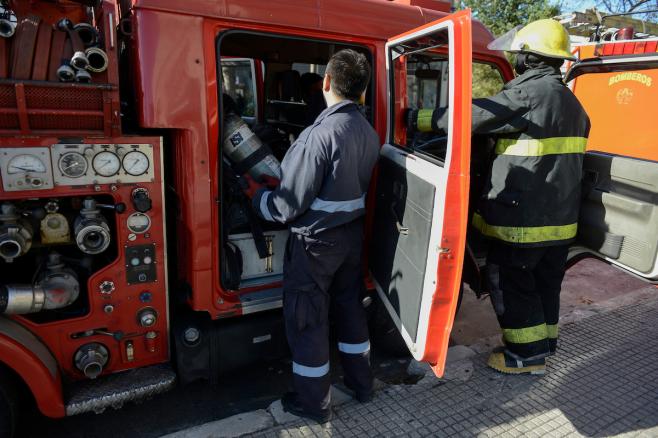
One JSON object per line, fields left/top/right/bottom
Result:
{"left": 369, "top": 10, "right": 472, "bottom": 377}
{"left": 567, "top": 54, "right": 658, "bottom": 282}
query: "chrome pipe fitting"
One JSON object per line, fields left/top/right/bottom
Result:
{"left": 0, "top": 203, "right": 33, "bottom": 263}
{"left": 74, "top": 199, "right": 111, "bottom": 255}
{"left": 74, "top": 343, "right": 109, "bottom": 379}
{"left": 85, "top": 47, "right": 109, "bottom": 73}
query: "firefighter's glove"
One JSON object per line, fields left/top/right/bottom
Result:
{"left": 406, "top": 108, "right": 447, "bottom": 133}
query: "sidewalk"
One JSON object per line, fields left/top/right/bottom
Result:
{"left": 166, "top": 289, "right": 658, "bottom": 438}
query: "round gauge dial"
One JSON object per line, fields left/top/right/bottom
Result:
{"left": 7, "top": 154, "right": 46, "bottom": 174}
{"left": 92, "top": 151, "right": 121, "bottom": 177}
{"left": 122, "top": 151, "right": 149, "bottom": 176}
{"left": 127, "top": 212, "right": 151, "bottom": 234}
{"left": 58, "top": 152, "right": 88, "bottom": 178}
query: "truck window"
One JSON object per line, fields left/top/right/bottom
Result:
{"left": 222, "top": 59, "right": 258, "bottom": 119}
{"left": 392, "top": 43, "right": 450, "bottom": 163}
{"left": 472, "top": 62, "right": 504, "bottom": 98}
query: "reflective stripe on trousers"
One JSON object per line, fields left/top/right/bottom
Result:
{"left": 309, "top": 195, "right": 365, "bottom": 213}
{"left": 502, "top": 323, "right": 548, "bottom": 344}
{"left": 338, "top": 340, "right": 370, "bottom": 355}
{"left": 495, "top": 137, "right": 587, "bottom": 156}
{"left": 472, "top": 213, "right": 578, "bottom": 244}
{"left": 293, "top": 361, "right": 330, "bottom": 378}
{"left": 501, "top": 322, "right": 559, "bottom": 344}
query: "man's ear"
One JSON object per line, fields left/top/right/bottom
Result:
{"left": 323, "top": 74, "right": 331, "bottom": 93}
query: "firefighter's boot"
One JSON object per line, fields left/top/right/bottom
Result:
{"left": 487, "top": 348, "right": 546, "bottom": 375}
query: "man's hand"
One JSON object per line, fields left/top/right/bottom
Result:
{"left": 241, "top": 174, "right": 263, "bottom": 199}
{"left": 241, "top": 174, "right": 280, "bottom": 198}
{"left": 260, "top": 175, "right": 281, "bottom": 189}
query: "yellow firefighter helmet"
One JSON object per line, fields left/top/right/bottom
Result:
{"left": 488, "top": 19, "right": 576, "bottom": 61}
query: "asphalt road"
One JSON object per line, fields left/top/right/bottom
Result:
{"left": 22, "top": 257, "right": 653, "bottom": 438}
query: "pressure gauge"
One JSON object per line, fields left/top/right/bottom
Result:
{"left": 7, "top": 154, "right": 47, "bottom": 174}
{"left": 92, "top": 151, "right": 121, "bottom": 177}
{"left": 127, "top": 212, "right": 151, "bottom": 234}
{"left": 58, "top": 152, "right": 88, "bottom": 178}
{"left": 122, "top": 151, "right": 150, "bottom": 176}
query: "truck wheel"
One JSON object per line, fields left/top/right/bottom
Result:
{"left": 0, "top": 369, "right": 19, "bottom": 438}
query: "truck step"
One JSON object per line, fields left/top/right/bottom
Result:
{"left": 65, "top": 364, "right": 176, "bottom": 416}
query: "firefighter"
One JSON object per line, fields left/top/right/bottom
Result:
{"left": 244, "top": 49, "right": 379, "bottom": 422}
{"left": 409, "top": 19, "right": 590, "bottom": 375}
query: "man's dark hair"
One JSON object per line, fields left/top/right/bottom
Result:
{"left": 326, "top": 49, "right": 371, "bottom": 101}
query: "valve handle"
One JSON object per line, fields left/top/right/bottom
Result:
{"left": 96, "top": 202, "right": 126, "bottom": 214}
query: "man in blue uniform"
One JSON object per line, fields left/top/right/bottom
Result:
{"left": 245, "top": 49, "right": 380, "bottom": 423}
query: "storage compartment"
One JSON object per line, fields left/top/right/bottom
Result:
{"left": 228, "top": 230, "right": 288, "bottom": 288}
{"left": 0, "top": 0, "right": 120, "bottom": 136}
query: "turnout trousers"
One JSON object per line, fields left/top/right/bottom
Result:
{"left": 486, "top": 242, "right": 569, "bottom": 359}
{"left": 283, "top": 219, "right": 373, "bottom": 415}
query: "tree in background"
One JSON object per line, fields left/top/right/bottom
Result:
{"left": 459, "top": 0, "right": 562, "bottom": 97}
{"left": 460, "top": 0, "right": 562, "bottom": 35}
{"left": 596, "top": 0, "right": 658, "bottom": 13}
{"left": 595, "top": 0, "right": 658, "bottom": 21}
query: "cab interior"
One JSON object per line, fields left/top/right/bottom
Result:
{"left": 217, "top": 32, "right": 374, "bottom": 292}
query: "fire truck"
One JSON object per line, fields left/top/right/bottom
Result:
{"left": 565, "top": 26, "right": 658, "bottom": 282}
{"left": 0, "top": 0, "right": 655, "bottom": 435}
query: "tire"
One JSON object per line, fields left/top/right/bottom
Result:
{"left": 0, "top": 368, "right": 20, "bottom": 438}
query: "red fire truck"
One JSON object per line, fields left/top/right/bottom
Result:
{"left": 0, "top": 0, "right": 655, "bottom": 435}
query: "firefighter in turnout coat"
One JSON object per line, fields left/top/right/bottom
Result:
{"left": 244, "top": 49, "right": 379, "bottom": 422}
{"left": 410, "top": 19, "right": 591, "bottom": 375}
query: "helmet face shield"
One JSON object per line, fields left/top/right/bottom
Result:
{"left": 487, "top": 25, "right": 524, "bottom": 52}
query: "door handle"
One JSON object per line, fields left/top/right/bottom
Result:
{"left": 391, "top": 205, "right": 409, "bottom": 235}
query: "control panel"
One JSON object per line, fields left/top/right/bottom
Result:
{"left": 0, "top": 143, "right": 155, "bottom": 192}
{"left": 125, "top": 244, "right": 157, "bottom": 285}
{"left": 0, "top": 137, "right": 168, "bottom": 381}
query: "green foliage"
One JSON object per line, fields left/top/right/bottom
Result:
{"left": 461, "top": 0, "right": 562, "bottom": 98}
{"left": 472, "top": 63, "right": 505, "bottom": 98}
{"left": 460, "top": 0, "right": 562, "bottom": 36}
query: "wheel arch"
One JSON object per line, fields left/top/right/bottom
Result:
{"left": 0, "top": 318, "right": 65, "bottom": 418}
